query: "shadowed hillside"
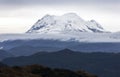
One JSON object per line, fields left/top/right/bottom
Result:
{"left": 0, "top": 62, "right": 7, "bottom": 67}
{"left": 0, "top": 64, "right": 97, "bottom": 77}
{"left": 0, "top": 50, "right": 14, "bottom": 61}
{"left": 2, "top": 49, "right": 120, "bottom": 77}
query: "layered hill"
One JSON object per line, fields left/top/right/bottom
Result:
{"left": 2, "top": 49, "right": 120, "bottom": 77}
{"left": 0, "top": 50, "right": 14, "bottom": 61}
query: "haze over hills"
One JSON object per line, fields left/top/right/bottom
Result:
{"left": 2, "top": 40, "right": 120, "bottom": 57}
{"left": 0, "top": 50, "right": 14, "bottom": 61}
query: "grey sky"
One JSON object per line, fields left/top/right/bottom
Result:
{"left": 0, "top": 0, "right": 119, "bottom": 5}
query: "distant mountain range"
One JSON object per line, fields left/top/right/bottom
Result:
{"left": 2, "top": 49, "right": 120, "bottom": 77}
{"left": 0, "top": 39, "right": 120, "bottom": 58}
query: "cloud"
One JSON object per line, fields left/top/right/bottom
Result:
{"left": 0, "top": 0, "right": 119, "bottom": 6}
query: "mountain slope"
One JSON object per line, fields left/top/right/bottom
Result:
{"left": 9, "top": 45, "right": 60, "bottom": 56}
{"left": 26, "top": 13, "right": 106, "bottom": 34}
{"left": 0, "top": 65, "right": 97, "bottom": 77}
{"left": 2, "top": 49, "right": 120, "bottom": 77}
{"left": 0, "top": 50, "right": 14, "bottom": 61}
{"left": 0, "top": 62, "right": 7, "bottom": 67}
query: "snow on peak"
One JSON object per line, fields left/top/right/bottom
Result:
{"left": 90, "top": 20, "right": 103, "bottom": 29}
{"left": 62, "top": 13, "right": 81, "bottom": 19}
{"left": 26, "top": 13, "right": 106, "bottom": 34}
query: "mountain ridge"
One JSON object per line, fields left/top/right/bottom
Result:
{"left": 2, "top": 49, "right": 120, "bottom": 77}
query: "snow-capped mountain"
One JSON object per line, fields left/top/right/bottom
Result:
{"left": 26, "top": 13, "right": 106, "bottom": 34}
{"left": 1, "top": 13, "right": 120, "bottom": 44}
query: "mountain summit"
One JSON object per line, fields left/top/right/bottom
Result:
{"left": 27, "top": 13, "right": 106, "bottom": 34}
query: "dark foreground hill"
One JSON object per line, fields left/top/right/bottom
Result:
{"left": 0, "top": 62, "right": 7, "bottom": 67}
{"left": 2, "top": 49, "right": 120, "bottom": 77}
{"left": 0, "top": 64, "right": 97, "bottom": 77}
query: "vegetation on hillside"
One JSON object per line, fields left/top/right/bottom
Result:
{"left": 0, "top": 64, "right": 97, "bottom": 77}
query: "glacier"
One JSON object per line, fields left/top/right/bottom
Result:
{"left": 26, "top": 13, "right": 107, "bottom": 33}
{"left": 0, "top": 13, "right": 120, "bottom": 43}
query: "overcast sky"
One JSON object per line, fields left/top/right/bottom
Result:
{"left": 0, "top": 0, "right": 120, "bottom": 33}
